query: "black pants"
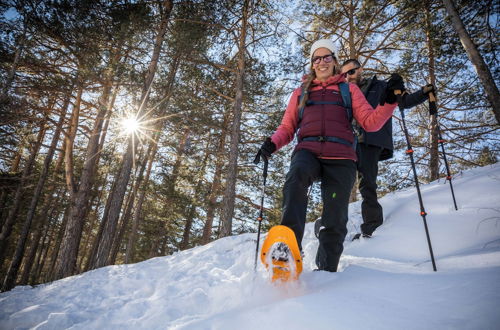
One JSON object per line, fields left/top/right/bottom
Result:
{"left": 281, "top": 149, "right": 356, "bottom": 272}
{"left": 357, "top": 144, "right": 383, "bottom": 236}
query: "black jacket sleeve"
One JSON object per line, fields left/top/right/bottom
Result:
{"left": 400, "top": 89, "right": 428, "bottom": 109}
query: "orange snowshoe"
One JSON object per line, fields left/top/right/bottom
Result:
{"left": 260, "top": 225, "right": 303, "bottom": 282}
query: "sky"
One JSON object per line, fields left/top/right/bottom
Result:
{"left": 1, "top": 163, "right": 499, "bottom": 329}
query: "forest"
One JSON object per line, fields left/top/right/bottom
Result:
{"left": 0, "top": 0, "right": 498, "bottom": 292}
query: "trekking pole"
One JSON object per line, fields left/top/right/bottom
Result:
{"left": 428, "top": 91, "right": 458, "bottom": 210}
{"left": 395, "top": 90, "right": 437, "bottom": 272}
{"left": 254, "top": 155, "right": 268, "bottom": 271}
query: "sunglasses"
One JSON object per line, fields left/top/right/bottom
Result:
{"left": 346, "top": 67, "right": 360, "bottom": 75}
{"left": 312, "top": 54, "right": 335, "bottom": 65}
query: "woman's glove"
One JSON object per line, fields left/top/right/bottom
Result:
{"left": 253, "top": 137, "right": 276, "bottom": 164}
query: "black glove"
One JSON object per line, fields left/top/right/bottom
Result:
{"left": 381, "top": 73, "right": 405, "bottom": 105}
{"left": 253, "top": 137, "right": 276, "bottom": 164}
{"left": 387, "top": 73, "right": 405, "bottom": 91}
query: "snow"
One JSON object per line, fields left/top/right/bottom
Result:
{"left": 1, "top": 164, "right": 500, "bottom": 330}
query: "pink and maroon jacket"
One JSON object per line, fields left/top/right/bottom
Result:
{"left": 271, "top": 74, "right": 397, "bottom": 161}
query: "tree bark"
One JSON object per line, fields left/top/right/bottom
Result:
{"left": 441, "top": 0, "right": 500, "bottom": 124}
{"left": 425, "top": 1, "right": 440, "bottom": 181}
{"left": 219, "top": 0, "right": 250, "bottom": 238}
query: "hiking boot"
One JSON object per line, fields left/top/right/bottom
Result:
{"left": 270, "top": 242, "right": 291, "bottom": 262}
{"left": 352, "top": 233, "right": 372, "bottom": 241}
{"left": 314, "top": 218, "right": 323, "bottom": 239}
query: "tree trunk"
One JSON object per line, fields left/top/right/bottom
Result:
{"left": 441, "top": 0, "right": 500, "bottom": 124}
{"left": 0, "top": 142, "right": 24, "bottom": 228}
{"left": 123, "top": 50, "right": 180, "bottom": 262}
{"left": 27, "top": 183, "right": 66, "bottom": 284}
{"left": 201, "top": 113, "right": 230, "bottom": 244}
{"left": 109, "top": 188, "right": 135, "bottom": 264}
{"left": 79, "top": 172, "right": 108, "bottom": 272}
{"left": 20, "top": 182, "right": 65, "bottom": 285}
{"left": 125, "top": 133, "right": 159, "bottom": 263}
{"left": 91, "top": 0, "right": 173, "bottom": 270}
{"left": 52, "top": 76, "right": 113, "bottom": 280}
{"left": 425, "top": 1, "right": 440, "bottom": 181}
{"left": 92, "top": 139, "right": 136, "bottom": 269}
{"left": 201, "top": 162, "right": 223, "bottom": 244}
{"left": 219, "top": 0, "right": 249, "bottom": 238}
{"left": 0, "top": 124, "right": 46, "bottom": 267}
{"left": 0, "top": 28, "right": 26, "bottom": 102}
{"left": 347, "top": 1, "right": 356, "bottom": 59}
{"left": 46, "top": 205, "right": 69, "bottom": 282}
{"left": 82, "top": 92, "right": 119, "bottom": 272}
{"left": 2, "top": 91, "right": 70, "bottom": 291}
{"left": 84, "top": 157, "right": 121, "bottom": 271}
{"left": 179, "top": 136, "right": 211, "bottom": 250}
{"left": 110, "top": 142, "right": 154, "bottom": 264}
{"left": 31, "top": 214, "right": 53, "bottom": 283}
{"left": 139, "top": 0, "right": 174, "bottom": 107}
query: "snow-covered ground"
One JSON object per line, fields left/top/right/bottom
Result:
{"left": 1, "top": 164, "right": 500, "bottom": 330}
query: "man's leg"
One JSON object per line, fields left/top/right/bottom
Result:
{"left": 281, "top": 149, "right": 321, "bottom": 250}
{"left": 358, "top": 144, "right": 383, "bottom": 236}
{"left": 315, "top": 159, "right": 356, "bottom": 271}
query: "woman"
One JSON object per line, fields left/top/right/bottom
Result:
{"left": 256, "top": 39, "right": 401, "bottom": 272}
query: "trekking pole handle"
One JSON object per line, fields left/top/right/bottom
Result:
{"left": 429, "top": 91, "right": 436, "bottom": 103}
{"left": 394, "top": 89, "right": 403, "bottom": 107}
{"left": 428, "top": 91, "right": 438, "bottom": 116}
{"left": 262, "top": 155, "right": 268, "bottom": 180}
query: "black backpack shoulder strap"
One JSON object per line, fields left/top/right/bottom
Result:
{"left": 338, "top": 82, "right": 352, "bottom": 122}
{"left": 298, "top": 85, "right": 307, "bottom": 123}
{"left": 339, "top": 82, "right": 358, "bottom": 150}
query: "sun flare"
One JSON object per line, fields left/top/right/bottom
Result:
{"left": 122, "top": 116, "right": 140, "bottom": 134}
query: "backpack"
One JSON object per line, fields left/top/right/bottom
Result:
{"left": 296, "top": 82, "right": 357, "bottom": 150}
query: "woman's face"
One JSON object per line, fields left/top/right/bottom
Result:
{"left": 312, "top": 48, "right": 336, "bottom": 82}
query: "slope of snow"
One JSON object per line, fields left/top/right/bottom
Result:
{"left": 1, "top": 164, "right": 500, "bottom": 330}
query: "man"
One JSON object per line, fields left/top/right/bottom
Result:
{"left": 343, "top": 59, "right": 435, "bottom": 240}
{"left": 315, "top": 59, "right": 434, "bottom": 240}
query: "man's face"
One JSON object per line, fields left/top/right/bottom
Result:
{"left": 341, "top": 62, "right": 362, "bottom": 84}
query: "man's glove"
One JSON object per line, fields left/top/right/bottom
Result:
{"left": 380, "top": 73, "right": 405, "bottom": 105}
{"left": 253, "top": 137, "right": 276, "bottom": 164}
{"left": 422, "top": 84, "right": 435, "bottom": 97}
{"left": 423, "top": 84, "right": 438, "bottom": 115}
